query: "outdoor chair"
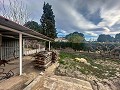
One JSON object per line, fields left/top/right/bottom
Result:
{"left": 0, "top": 68, "right": 14, "bottom": 81}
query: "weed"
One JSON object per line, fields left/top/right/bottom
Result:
{"left": 56, "top": 51, "right": 120, "bottom": 79}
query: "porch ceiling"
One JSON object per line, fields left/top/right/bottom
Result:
{"left": 0, "top": 16, "right": 54, "bottom": 41}
{"left": 0, "top": 28, "right": 39, "bottom": 39}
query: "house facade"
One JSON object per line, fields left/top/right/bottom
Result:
{"left": 55, "top": 37, "right": 68, "bottom": 42}
{"left": 0, "top": 16, "right": 53, "bottom": 75}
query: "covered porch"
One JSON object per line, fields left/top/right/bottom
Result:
{"left": 0, "top": 16, "right": 53, "bottom": 76}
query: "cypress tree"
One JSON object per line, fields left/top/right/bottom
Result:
{"left": 40, "top": 2, "right": 57, "bottom": 39}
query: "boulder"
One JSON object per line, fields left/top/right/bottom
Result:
{"left": 75, "top": 58, "right": 90, "bottom": 65}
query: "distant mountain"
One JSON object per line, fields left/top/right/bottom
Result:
{"left": 97, "top": 33, "right": 120, "bottom": 42}
{"left": 115, "top": 33, "right": 120, "bottom": 42}
{"left": 97, "top": 34, "right": 114, "bottom": 42}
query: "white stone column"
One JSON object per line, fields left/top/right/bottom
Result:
{"left": 19, "top": 33, "right": 22, "bottom": 75}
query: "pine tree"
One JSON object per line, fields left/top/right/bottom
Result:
{"left": 40, "top": 2, "right": 57, "bottom": 39}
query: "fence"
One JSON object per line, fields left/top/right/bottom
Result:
{"left": 0, "top": 47, "right": 45, "bottom": 60}
{"left": 0, "top": 46, "right": 19, "bottom": 60}
{"left": 24, "top": 48, "right": 45, "bottom": 55}
{"left": 0, "top": 40, "right": 46, "bottom": 60}
{"left": 0, "top": 40, "right": 19, "bottom": 60}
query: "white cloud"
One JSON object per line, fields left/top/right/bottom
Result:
{"left": 102, "top": 27, "right": 120, "bottom": 35}
{"left": 1, "top": 0, "right": 120, "bottom": 39}
{"left": 59, "top": 2, "right": 99, "bottom": 31}
{"left": 57, "top": 29, "right": 68, "bottom": 35}
{"left": 85, "top": 31, "right": 98, "bottom": 37}
{"left": 98, "top": 7, "right": 120, "bottom": 27}
{"left": 96, "top": 3, "right": 120, "bottom": 36}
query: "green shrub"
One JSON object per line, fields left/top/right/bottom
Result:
{"left": 51, "top": 42, "right": 86, "bottom": 51}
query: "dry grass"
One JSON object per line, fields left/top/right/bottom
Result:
{"left": 56, "top": 51, "right": 120, "bottom": 79}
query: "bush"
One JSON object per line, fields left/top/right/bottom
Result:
{"left": 50, "top": 42, "right": 86, "bottom": 51}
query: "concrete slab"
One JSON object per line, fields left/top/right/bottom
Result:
{"left": 0, "top": 76, "right": 27, "bottom": 90}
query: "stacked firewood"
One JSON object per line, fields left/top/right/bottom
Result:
{"left": 33, "top": 51, "right": 52, "bottom": 69}
{"left": 51, "top": 50, "right": 59, "bottom": 63}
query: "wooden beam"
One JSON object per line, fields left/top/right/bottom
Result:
{"left": 0, "top": 25, "right": 51, "bottom": 41}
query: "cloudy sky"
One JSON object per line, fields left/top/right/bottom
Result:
{"left": 0, "top": 0, "right": 120, "bottom": 40}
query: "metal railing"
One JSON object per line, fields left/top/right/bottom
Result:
{"left": 0, "top": 46, "right": 19, "bottom": 60}
{"left": 24, "top": 48, "right": 45, "bottom": 55}
{"left": 0, "top": 46, "right": 45, "bottom": 60}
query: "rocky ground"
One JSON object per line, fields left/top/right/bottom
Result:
{"left": 1, "top": 51, "right": 120, "bottom": 90}
{"left": 37, "top": 61, "right": 93, "bottom": 90}
{"left": 43, "top": 75, "right": 93, "bottom": 90}
{"left": 55, "top": 51, "right": 120, "bottom": 90}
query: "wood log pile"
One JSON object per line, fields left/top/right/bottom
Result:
{"left": 33, "top": 50, "right": 59, "bottom": 70}
{"left": 51, "top": 50, "right": 59, "bottom": 63}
